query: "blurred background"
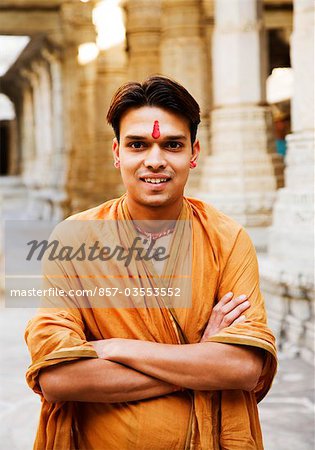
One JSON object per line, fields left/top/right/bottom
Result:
{"left": 0, "top": 0, "right": 314, "bottom": 449}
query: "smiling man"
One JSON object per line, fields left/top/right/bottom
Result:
{"left": 25, "top": 76, "right": 277, "bottom": 450}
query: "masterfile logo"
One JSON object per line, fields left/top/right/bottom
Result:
{"left": 4, "top": 219, "right": 192, "bottom": 309}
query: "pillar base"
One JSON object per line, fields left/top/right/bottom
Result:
{"left": 259, "top": 129, "right": 314, "bottom": 362}
{"left": 0, "top": 176, "right": 28, "bottom": 219}
{"left": 260, "top": 255, "right": 314, "bottom": 362}
{"left": 267, "top": 132, "right": 314, "bottom": 277}
{"left": 26, "top": 188, "right": 71, "bottom": 221}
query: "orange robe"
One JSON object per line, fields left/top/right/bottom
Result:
{"left": 25, "top": 195, "right": 277, "bottom": 449}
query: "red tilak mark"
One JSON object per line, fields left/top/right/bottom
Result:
{"left": 152, "top": 120, "right": 160, "bottom": 139}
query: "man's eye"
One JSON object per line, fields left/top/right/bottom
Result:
{"left": 165, "top": 142, "right": 182, "bottom": 150}
{"left": 129, "top": 142, "right": 145, "bottom": 149}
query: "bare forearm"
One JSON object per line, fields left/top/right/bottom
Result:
{"left": 104, "top": 340, "right": 264, "bottom": 391}
{"left": 39, "top": 358, "right": 179, "bottom": 403}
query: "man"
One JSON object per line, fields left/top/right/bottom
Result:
{"left": 25, "top": 76, "right": 277, "bottom": 450}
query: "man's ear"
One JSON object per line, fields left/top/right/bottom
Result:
{"left": 192, "top": 139, "right": 200, "bottom": 162}
{"left": 112, "top": 138, "right": 120, "bottom": 167}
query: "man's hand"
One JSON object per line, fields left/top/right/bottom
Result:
{"left": 200, "top": 292, "right": 250, "bottom": 342}
{"left": 91, "top": 291, "right": 250, "bottom": 357}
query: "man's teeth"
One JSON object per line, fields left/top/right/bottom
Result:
{"left": 144, "top": 178, "right": 168, "bottom": 184}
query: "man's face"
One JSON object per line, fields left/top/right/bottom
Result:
{"left": 112, "top": 106, "right": 200, "bottom": 209}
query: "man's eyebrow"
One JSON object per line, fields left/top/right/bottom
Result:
{"left": 124, "top": 134, "right": 187, "bottom": 140}
{"left": 124, "top": 135, "right": 148, "bottom": 140}
{"left": 163, "top": 135, "right": 187, "bottom": 141}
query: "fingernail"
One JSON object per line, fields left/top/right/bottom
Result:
{"left": 227, "top": 292, "right": 233, "bottom": 298}
{"left": 240, "top": 315, "right": 246, "bottom": 321}
{"left": 244, "top": 301, "right": 250, "bottom": 306}
{"left": 239, "top": 294, "right": 247, "bottom": 300}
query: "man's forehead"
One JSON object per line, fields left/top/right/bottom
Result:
{"left": 120, "top": 107, "right": 189, "bottom": 137}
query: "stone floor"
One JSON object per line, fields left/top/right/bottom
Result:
{"left": 259, "top": 354, "right": 314, "bottom": 450}
{"left": 0, "top": 305, "right": 40, "bottom": 450}
{"left": 0, "top": 302, "right": 314, "bottom": 450}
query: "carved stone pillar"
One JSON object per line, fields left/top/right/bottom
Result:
{"left": 124, "top": 0, "right": 161, "bottom": 81}
{"left": 260, "top": 0, "right": 314, "bottom": 360}
{"left": 72, "top": 60, "right": 98, "bottom": 213}
{"left": 6, "top": 119, "right": 18, "bottom": 176}
{"left": 18, "top": 64, "right": 48, "bottom": 218}
{"left": 32, "top": 60, "right": 54, "bottom": 186}
{"left": 198, "top": 0, "right": 284, "bottom": 249}
{"left": 60, "top": 0, "right": 98, "bottom": 214}
{"left": 93, "top": 44, "right": 127, "bottom": 204}
{"left": 42, "top": 50, "right": 71, "bottom": 220}
{"left": 20, "top": 59, "right": 59, "bottom": 219}
{"left": 20, "top": 82, "right": 35, "bottom": 184}
{"left": 160, "top": 0, "right": 211, "bottom": 194}
{"left": 2, "top": 91, "right": 20, "bottom": 177}
{"left": 26, "top": 68, "right": 42, "bottom": 188}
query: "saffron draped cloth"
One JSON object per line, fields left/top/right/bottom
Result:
{"left": 25, "top": 195, "right": 277, "bottom": 450}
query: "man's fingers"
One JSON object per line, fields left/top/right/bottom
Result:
{"left": 216, "top": 291, "right": 233, "bottom": 307}
{"left": 202, "top": 292, "right": 250, "bottom": 339}
{"left": 221, "top": 294, "right": 248, "bottom": 315}
{"left": 231, "top": 315, "right": 246, "bottom": 325}
{"left": 223, "top": 301, "right": 250, "bottom": 326}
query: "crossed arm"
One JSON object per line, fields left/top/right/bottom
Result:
{"left": 39, "top": 292, "right": 264, "bottom": 403}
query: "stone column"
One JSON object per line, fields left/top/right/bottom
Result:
{"left": 22, "top": 60, "right": 53, "bottom": 189}
{"left": 2, "top": 91, "right": 20, "bottom": 176}
{"left": 60, "top": 0, "right": 98, "bottom": 214}
{"left": 260, "top": 0, "right": 314, "bottom": 360}
{"left": 160, "top": 0, "right": 211, "bottom": 194}
{"left": 18, "top": 67, "right": 46, "bottom": 217}
{"left": 20, "top": 60, "right": 56, "bottom": 219}
{"left": 72, "top": 60, "right": 98, "bottom": 213}
{"left": 202, "top": 0, "right": 214, "bottom": 106}
{"left": 124, "top": 0, "right": 161, "bottom": 81}
{"left": 198, "top": 0, "right": 284, "bottom": 249}
{"left": 19, "top": 50, "right": 70, "bottom": 220}
{"left": 27, "top": 68, "right": 42, "bottom": 187}
{"left": 93, "top": 44, "right": 127, "bottom": 204}
{"left": 32, "top": 60, "right": 54, "bottom": 187}
{"left": 7, "top": 118, "right": 18, "bottom": 175}
{"left": 20, "top": 82, "right": 35, "bottom": 184}
{"left": 42, "top": 50, "right": 71, "bottom": 220}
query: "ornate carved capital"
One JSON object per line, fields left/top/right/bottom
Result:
{"left": 60, "top": 1, "right": 96, "bottom": 45}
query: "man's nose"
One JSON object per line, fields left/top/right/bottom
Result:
{"left": 144, "top": 144, "right": 166, "bottom": 170}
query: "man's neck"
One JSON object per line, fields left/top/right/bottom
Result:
{"left": 125, "top": 195, "right": 183, "bottom": 231}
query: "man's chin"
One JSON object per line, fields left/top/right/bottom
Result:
{"left": 139, "top": 193, "right": 171, "bottom": 208}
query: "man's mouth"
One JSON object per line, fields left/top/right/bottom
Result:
{"left": 140, "top": 177, "right": 171, "bottom": 185}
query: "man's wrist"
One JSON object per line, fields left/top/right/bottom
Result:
{"left": 103, "top": 338, "right": 129, "bottom": 362}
